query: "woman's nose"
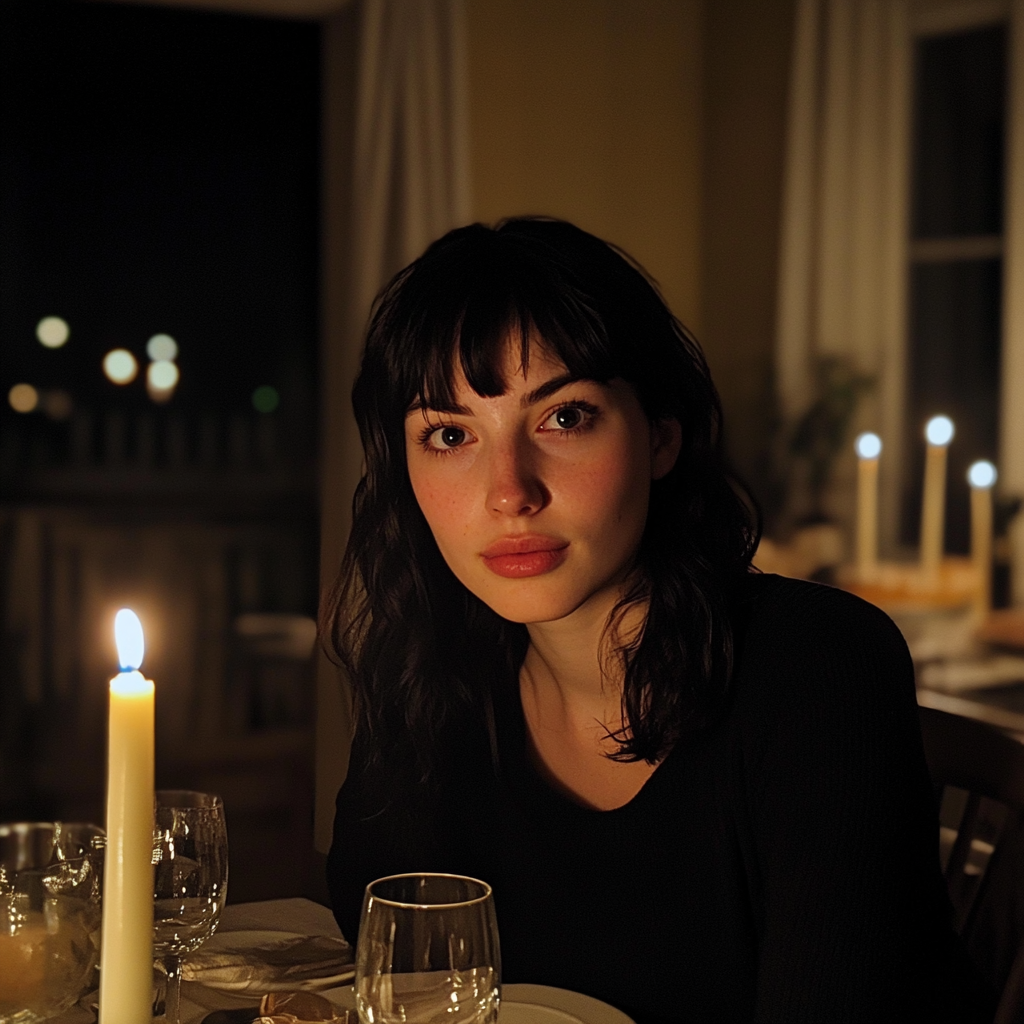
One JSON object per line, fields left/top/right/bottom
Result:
{"left": 486, "top": 439, "right": 547, "bottom": 516}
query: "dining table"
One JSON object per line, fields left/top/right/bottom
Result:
{"left": 54, "top": 897, "right": 636, "bottom": 1023}
{"left": 54, "top": 897, "right": 356, "bottom": 1024}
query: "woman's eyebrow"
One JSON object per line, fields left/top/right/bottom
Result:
{"left": 404, "top": 373, "right": 596, "bottom": 416}
{"left": 405, "top": 398, "right": 472, "bottom": 416}
{"left": 522, "top": 373, "right": 595, "bottom": 407}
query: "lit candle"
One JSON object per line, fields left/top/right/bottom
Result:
{"left": 98, "top": 609, "right": 155, "bottom": 1023}
{"left": 969, "top": 460, "right": 997, "bottom": 619}
{"left": 920, "top": 416, "right": 954, "bottom": 575}
{"left": 855, "top": 432, "right": 882, "bottom": 579}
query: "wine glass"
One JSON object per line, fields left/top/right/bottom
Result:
{"left": 0, "top": 821, "right": 105, "bottom": 1023}
{"left": 355, "top": 873, "right": 501, "bottom": 1024}
{"left": 152, "top": 790, "right": 228, "bottom": 1024}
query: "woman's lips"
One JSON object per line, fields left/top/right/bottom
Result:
{"left": 481, "top": 536, "right": 569, "bottom": 578}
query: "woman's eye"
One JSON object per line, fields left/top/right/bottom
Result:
{"left": 540, "top": 403, "right": 596, "bottom": 432}
{"left": 428, "top": 425, "right": 468, "bottom": 449}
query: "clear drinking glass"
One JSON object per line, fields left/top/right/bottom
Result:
{"left": 0, "top": 821, "right": 105, "bottom": 1023}
{"left": 355, "top": 873, "right": 501, "bottom": 1024}
{"left": 152, "top": 790, "right": 228, "bottom": 1024}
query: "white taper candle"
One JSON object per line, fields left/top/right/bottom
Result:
{"left": 969, "top": 461, "right": 997, "bottom": 619}
{"left": 921, "top": 416, "right": 954, "bottom": 575}
{"left": 98, "top": 610, "right": 155, "bottom": 1023}
{"left": 855, "top": 433, "right": 881, "bottom": 579}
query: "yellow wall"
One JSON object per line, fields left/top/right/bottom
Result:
{"left": 701, "top": 0, "right": 794, "bottom": 501}
{"left": 465, "top": 0, "right": 705, "bottom": 333}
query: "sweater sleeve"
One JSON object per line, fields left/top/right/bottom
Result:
{"left": 734, "top": 578, "right": 985, "bottom": 1022}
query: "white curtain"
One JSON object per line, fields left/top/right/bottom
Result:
{"left": 315, "top": 0, "right": 472, "bottom": 852}
{"left": 774, "top": 0, "right": 911, "bottom": 533}
{"left": 352, "top": 0, "right": 472, "bottom": 323}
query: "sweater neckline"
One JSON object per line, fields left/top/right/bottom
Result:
{"left": 493, "top": 674, "right": 679, "bottom": 818}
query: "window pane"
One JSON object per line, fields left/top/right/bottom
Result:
{"left": 911, "top": 25, "right": 1006, "bottom": 238}
{"left": 902, "top": 260, "right": 1001, "bottom": 553}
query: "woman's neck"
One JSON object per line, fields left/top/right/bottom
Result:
{"left": 518, "top": 591, "right": 659, "bottom": 810}
{"left": 521, "top": 590, "right": 646, "bottom": 738}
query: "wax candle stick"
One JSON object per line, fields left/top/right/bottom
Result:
{"left": 98, "top": 609, "right": 155, "bottom": 1024}
{"left": 855, "top": 433, "right": 881, "bottom": 579}
{"left": 920, "top": 416, "right": 954, "bottom": 575}
{"left": 969, "top": 461, "right": 997, "bottom": 619}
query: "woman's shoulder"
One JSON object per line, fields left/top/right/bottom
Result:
{"left": 733, "top": 570, "right": 906, "bottom": 649}
{"left": 728, "top": 571, "right": 914, "bottom": 712}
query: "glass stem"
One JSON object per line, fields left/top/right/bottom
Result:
{"left": 162, "top": 954, "right": 183, "bottom": 1023}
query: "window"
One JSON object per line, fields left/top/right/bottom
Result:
{"left": 903, "top": 21, "right": 1006, "bottom": 553}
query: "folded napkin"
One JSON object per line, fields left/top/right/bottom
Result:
{"left": 182, "top": 933, "right": 354, "bottom": 992}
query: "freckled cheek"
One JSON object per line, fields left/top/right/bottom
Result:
{"left": 563, "top": 446, "right": 648, "bottom": 526}
{"left": 408, "top": 470, "right": 477, "bottom": 544}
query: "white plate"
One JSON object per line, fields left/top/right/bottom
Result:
{"left": 319, "top": 981, "right": 633, "bottom": 1024}
{"left": 500, "top": 1003, "right": 584, "bottom": 1023}
{"left": 186, "top": 929, "right": 355, "bottom": 992}
{"left": 501, "top": 985, "right": 635, "bottom": 1024}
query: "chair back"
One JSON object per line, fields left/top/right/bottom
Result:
{"left": 919, "top": 705, "right": 1024, "bottom": 1024}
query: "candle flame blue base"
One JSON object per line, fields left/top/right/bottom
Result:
{"left": 114, "top": 609, "right": 145, "bottom": 671}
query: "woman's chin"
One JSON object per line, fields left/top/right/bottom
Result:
{"left": 471, "top": 580, "right": 613, "bottom": 628}
{"left": 471, "top": 585, "right": 580, "bottom": 626}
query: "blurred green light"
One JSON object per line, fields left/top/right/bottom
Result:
{"left": 252, "top": 385, "right": 279, "bottom": 414}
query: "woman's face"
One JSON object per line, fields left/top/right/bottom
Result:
{"left": 404, "top": 341, "right": 681, "bottom": 625}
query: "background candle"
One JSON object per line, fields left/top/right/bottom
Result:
{"left": 98, "top": 609, "right": 155, "bottom": 1023}
{"left": 920, "top": 416, "right": 954, "bottom": 575}
{"left": 855, "top": 432, "right": 881, "bottom": 579}
{"left": 968, "top": 460, "right": 997, "bottom": 619}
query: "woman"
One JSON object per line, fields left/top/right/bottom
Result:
{"left": 324, "top": 218, "right": 983, "bottom": 1022}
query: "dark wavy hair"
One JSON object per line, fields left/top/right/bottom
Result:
{"left": 322, "top": 217, "right": 759, "bottom": 769}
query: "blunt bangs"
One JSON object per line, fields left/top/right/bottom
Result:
{"left": 373, "top": 223, "right": 619, "bottom": 422}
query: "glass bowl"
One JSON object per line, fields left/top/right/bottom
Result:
{"left": 0, "top": 821, "right": 105, "bottom": 1023}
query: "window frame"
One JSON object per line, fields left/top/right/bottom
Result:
{"left": 876, "top": 0, "right": 1024, "bottom": 553}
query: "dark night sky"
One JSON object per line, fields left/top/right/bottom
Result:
{"left": 0, "top": 0, "right": 321, "bottom": 418}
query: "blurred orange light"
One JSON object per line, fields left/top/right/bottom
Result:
{"left": 9, "top": 383, "right": 39, "bottom": 413}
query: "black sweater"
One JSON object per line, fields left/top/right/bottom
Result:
{"left": 328, "top": 573, "right": 986, "bottom": 1022}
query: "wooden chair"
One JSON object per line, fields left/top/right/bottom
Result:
{"left": 919, "top": 705, "right": 1024, "bottom": 1023}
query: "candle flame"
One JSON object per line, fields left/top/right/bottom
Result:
{"left": 114, "top": 609, "right": 145, "bottom": 671}
{"left": 968, "top": 460, "right": 997, "bottom": 489}
{"left": 925, "top": 415, "right": 954, "bottom": 447}
{"left": 855, "top": 432, "right": 882, "bottom": 459}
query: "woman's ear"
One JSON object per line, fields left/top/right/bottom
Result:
{"left": 650, "top": 417, "right": 683, "bottom": 480}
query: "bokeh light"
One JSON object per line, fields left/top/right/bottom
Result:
{"left": 968, "top": 460, "right": 997, "bottom": 489}
{"left": 8, "top": 383, "right": 39, "bottom": 413}
{"left": 36, "top": 316, "right": 70, "bottom": 349}
{"left": 41, "top": 389, "right": 74, "bottom": 421}
{"left": 146, "top": 334, "right": 179, "bottom": 362}
{"left": 148, "top": 360, "right": 179, "bottom": 390}
{"left": 854, "top": 432, "right": 882, "bottom": 459}
{"left": 252, "top": 385, "right": 280, "bottom": 413}
{"left": 925, "top": 415, "right": 954, "bottom": 446}
{"left": 103, "top": 349, "right": 139, "bottom": 385}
